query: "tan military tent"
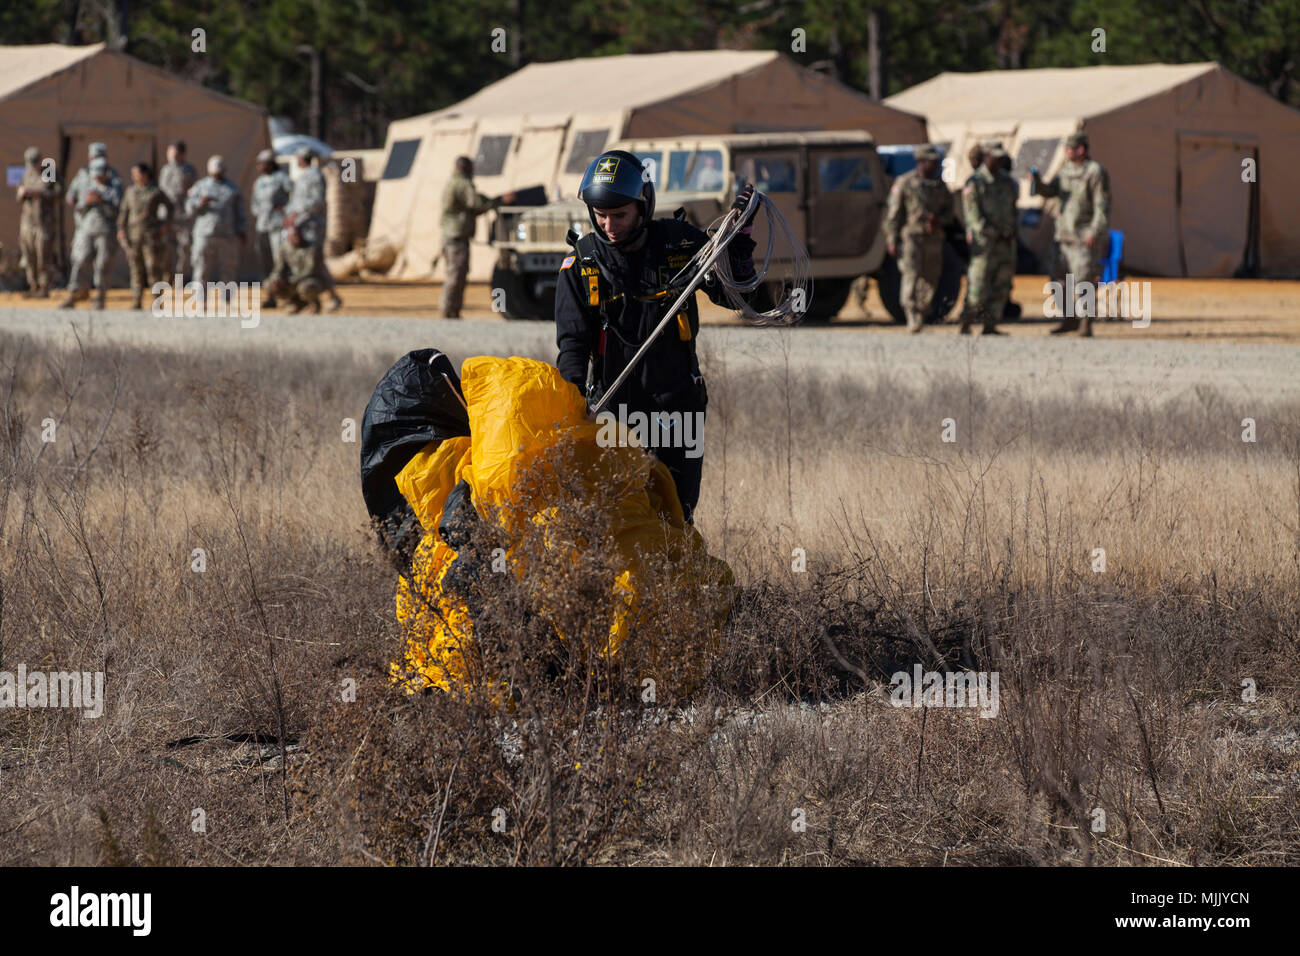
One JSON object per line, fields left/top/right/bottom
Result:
{"left": 0, "top": 43, "right": 271, "bottom": 285}
{"left": 886, "top": 62, "right": 1300, "bottom": 278}
{"left": 368, "top": 50, "right": 927, "bottom": 280}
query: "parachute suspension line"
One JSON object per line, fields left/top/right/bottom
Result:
{"left": 699, "top": 191, "right": 813, "bottom": 327}
{"left": 442, "top": 373, "right": 468, "bottom": 411}
{"left": 587, "top": 191, "right": 812, "bottom": 418}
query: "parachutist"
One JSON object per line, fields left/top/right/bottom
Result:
{"left": 555, "top": 150, "right": 760, "bottom": 523}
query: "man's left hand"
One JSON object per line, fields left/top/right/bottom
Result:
{"left": 732, "top": 182, "right": 756, "bottom": 233}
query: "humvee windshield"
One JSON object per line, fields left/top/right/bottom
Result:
{"left": 818, "top": 155, "right": 875, "bottom": 192}
{"left": 737, "top": 157, "right": 797, "bottom": 193}
{"left": 633, "top": 151, "right": 663, "bottom": 187}
{"left": 655, "top": 149, "right": 725, "bottom": 191}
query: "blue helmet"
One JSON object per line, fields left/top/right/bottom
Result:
{"left": 578, "top": 150, "right": 655, "bottom": 247}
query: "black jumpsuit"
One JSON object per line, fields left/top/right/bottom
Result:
{"left": 555, "top": 216, "right": 755, "bottom": 522}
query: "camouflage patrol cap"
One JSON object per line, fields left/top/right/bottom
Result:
{"left": 24, "top": 146, "right": 40, "bottom": 163}
{"left": 207, "top": 155, "right": 225, "bottom": 173}
{"left": 1066, "top": 131, "right": 1089, "bottom": 149}
{"left": 915, "top": 143, "right": 940, "bottom": 161}
{"left": 89, "top": 157, "right": 108, "bottom": 176}
{"left": 988, "top": 146, "right": 1008, "bottom": 160}
{"left": 89, "top": 142, "right": 107, "bottom": 158}
{"left": 257, "top": 148, "right": 275, "bottom": 163}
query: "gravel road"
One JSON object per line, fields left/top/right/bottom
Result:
{"left": 2, "top": 305, "right": 1296, "bottom": 405}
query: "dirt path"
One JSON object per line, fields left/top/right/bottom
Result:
{"left": 3, "top": 283, "right": 1298, "bottom": 406}
{"left": 4, "top": 275, "right": 1299, "bottom": 342}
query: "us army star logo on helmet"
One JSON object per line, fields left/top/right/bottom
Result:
{"left": 594, "top": 156, "right": 620, "bottom": 182}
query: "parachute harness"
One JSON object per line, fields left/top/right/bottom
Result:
{"left": 589, "top": 190, "right": 811, "bottom": 418}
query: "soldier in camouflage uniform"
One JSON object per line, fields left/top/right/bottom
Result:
{"left": 438, "top": 156, "right": 515, "bottom": 318}
{"left": 15, "top": 146, "right": 62, "bottom": 296}
{"left": 959, "top": 147, "right": 1019, "bottom": 335}
{"left": 885, "top": 144, "right": 955, "bottom": 333}
{"left": 117, "top": 163, "right": 174, "bottom": 309}
{"left": 250, "top": 148, "right": 291, "bottom": 306}
{"left": 159, "top": 141, "right": 197, "bottom": 282}
{"left": 283, "top": 147, "right": 343, "bottom": 311}
{"left": 269, "top": 222, "right": 327, "bottom": 313}
{"left": 1032, "top": 131, "right": 1111, "bottom": 337}
{"left": 185, "top": 155, "right": 247, "bottom": 305}
{"left": 67, "top": 143, "right": 124, "bottom": 214}
{"left": 59, "top": 158, "right": 121, "bottom": 310}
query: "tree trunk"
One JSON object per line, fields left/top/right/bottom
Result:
{"left": 308, "top": 47, "right": 323, "bottom": 141}
{"left": 63, "top": 0, "right": 81, "bottom": 43}
{"left": 867, "top": 7, "right": 885, "bottom": 99}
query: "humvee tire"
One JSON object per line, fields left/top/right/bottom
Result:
{"left": 874, "top": 242, "right": 964, "bottom": 324}
{"left": 794, "top": 278, "right": 854, "bottom": 325}
{"left": 491, "top": 265, "right": 553, "bottom": 321}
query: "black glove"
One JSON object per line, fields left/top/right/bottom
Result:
{"left": 732, "top": 183, "right": 757, "bottom": 237}
{"left": 732, "top": 182, "right": 755, "bottom": 216}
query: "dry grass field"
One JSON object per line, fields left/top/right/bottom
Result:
{"left": 1, "top": 327, "right": 1297, "bottom": 865}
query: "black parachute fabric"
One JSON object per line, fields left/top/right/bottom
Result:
{"left": 360, "top": 349, "right": 471, "bottom": 570}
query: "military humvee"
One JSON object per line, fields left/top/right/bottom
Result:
{"left": 490, "top": 131, "right": 895, "bottom": 323}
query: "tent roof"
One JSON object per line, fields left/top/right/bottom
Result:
{"left": 885, "top": 62, "right": 1219, "bottom": 123}
{"left": 428, "top": 49, "right": 781, "bottom": 119}
{"left": 0, "top": 42, "right": 104, "bottom": 102}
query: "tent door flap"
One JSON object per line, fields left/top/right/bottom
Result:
{"left": 1176, "top": 133, "right": 1257, "bottom": 277}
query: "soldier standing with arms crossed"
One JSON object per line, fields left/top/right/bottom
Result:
{"left": 1032, "top": 131, "right": 1111, "bottom": 337}
{"left": 117, "top": 163, "right": 174, "bottom": 310}
{"left": 185, "top": 155, "right": 247, "bottom": 307}
{"left": 59, "top": 158, "right": 121, "bottom": 310}
{"left": 159, "top": 141, "right": 197, "bottom": 283}
{"left": 15, "top": 146, "right": 61, "bottom": 297}
{"left": 959, "top": 146, "right": 1018, "bottom": 335}
{"left": 884, "top": 143, "right": 955, "bottom": 333}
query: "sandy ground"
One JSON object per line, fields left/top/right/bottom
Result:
{"left": 4, "top": 275, "right": 1300, "bottom": 338}
{"left": 2, "top": 276, "right": 1297, "bottom": 405}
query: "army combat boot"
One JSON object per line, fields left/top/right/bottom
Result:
{"left": 57, "top": 289, "right": 87, "bottom": 309}
{"left": 93, "top": 290, "right": 106, "bottom": 310}
{"left": 130, "top": 288, "right": 143, "bottom": 310}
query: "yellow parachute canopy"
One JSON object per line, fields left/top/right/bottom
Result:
{"left": 389, "top": 356, "right": 735, "bottom": 699}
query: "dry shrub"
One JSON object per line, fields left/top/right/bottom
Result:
{"left": 1, "top": 330, "right": 1296, "bottom": 866}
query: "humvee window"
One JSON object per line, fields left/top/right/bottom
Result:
{"left": 634, "top": 151, "right": 663, "bottom": 186}
{"left": 564, "top": 130, "right": 610, "bottom": 174}
{"left": 667, "top": 149, "right": 725, "bottom": 191}
{"left": 475, "top": 135, "right": 513, "bottom": 176}
{"left": 744, "top": 158, "right": 796, "bottom": 193}
{"left": 818, "top": 156, "right": 873, "bottom": 191}
{"left": 1015, "top": 138, "right": 1059, "bottom": 175}
{"left": 381, "top": 138, "right": 420, "bottom": 180}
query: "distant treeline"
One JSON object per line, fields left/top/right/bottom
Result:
{"left": 2, "top": 0, "right": 1296, "bottom": 149}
